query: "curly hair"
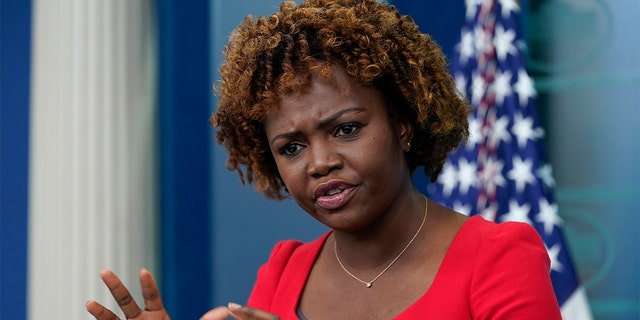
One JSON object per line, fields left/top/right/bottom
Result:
{"left": 210, "top": 0, "right": 471, "bottom": 200}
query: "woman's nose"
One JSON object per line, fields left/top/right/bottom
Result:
{"left": 307, "top": 142, "right": 343, "bottom": 177}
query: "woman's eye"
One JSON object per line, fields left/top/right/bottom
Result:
{"left": 335, "top": 123, "right": 360, "bottom": 137}
{"left": 281, "top": 143, "right": 303, "bottom": 156}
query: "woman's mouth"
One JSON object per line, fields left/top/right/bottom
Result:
{"left": 314, "top": 181, "right": 357, "bottom": 210}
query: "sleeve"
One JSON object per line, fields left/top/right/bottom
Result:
{"left": 246, "top": 240, "right": 303, "bottom": 311}
{"left": 469, "top": 222, "right": 562, "bottom": 320}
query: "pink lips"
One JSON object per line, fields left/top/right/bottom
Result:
{"left": 313, "top": 180, "right": 357, "bottom": 211}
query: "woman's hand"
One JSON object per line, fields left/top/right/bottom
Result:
{"left": 86, "top": 268, "right": 279, "bottom": 320}
{"left": 86, "top": 268, "right": 170, "bottom": 320}
{"left": 200, "top": 303, "right": 280, "bottom": 320}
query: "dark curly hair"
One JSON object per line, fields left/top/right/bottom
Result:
{"left": 210, "top": 0, "right": 471, "bottom": 200}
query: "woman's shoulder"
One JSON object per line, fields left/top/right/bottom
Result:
{"left": 458, "top": 214, "right": 543, "bottom": 244}
{"left": 254, "top": 232, "right": 331, "bottom": 285}
{"left": 453, "top": 215, "right": 552, "bottom": 284}
{"left": 247, "top": 232, "right": 330, "bottom": 311}
{"left": 432, "top": 215, "right": 560, "bottom": 319}
{"left": 263, "top": 232, "right": 331, "bottom": 269}
{"left": 442, "top": 213, "right": 550, "bottom": 273}
{"left": 461, "top": 217, "right": 560, "bottom": 318}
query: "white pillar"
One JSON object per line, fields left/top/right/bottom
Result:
{"left": 29, "top": 0, "right": 158, "bottom": 319}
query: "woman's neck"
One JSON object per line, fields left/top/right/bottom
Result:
{"left": 331, "top": 190, "right": 428, "bottom": 269}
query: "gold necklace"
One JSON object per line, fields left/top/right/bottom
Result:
{"left": 334, "top": 197, "right": 428, "bottom": 288}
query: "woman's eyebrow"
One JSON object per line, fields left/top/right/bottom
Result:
{"left": 317, "top": 107, "right": 366, "bottom": 127}
{"left": 270, "top": 131, "right": 299, "bottom": 145}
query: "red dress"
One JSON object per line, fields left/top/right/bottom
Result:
{"left": 247, "top": 216, "right": 562, "bottom": 319}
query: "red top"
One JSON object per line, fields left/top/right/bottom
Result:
{"left": 247, "top": 216, "right": 562, "bottom": 319}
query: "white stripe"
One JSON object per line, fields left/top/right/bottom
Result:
{"left": 561, "top": 287, "right": 593, "bottom": 320}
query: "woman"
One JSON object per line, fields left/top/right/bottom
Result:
{"left": 87, "top": 0, "right": 561, "bottom": 319}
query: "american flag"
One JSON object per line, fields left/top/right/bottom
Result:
{"left": 427, "top": 0, "right": 593, "bottom": 318}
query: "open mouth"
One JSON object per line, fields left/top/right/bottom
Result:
{"left": 325, "top": 188, "right": 343, "bottom": 196}
{"left": 315, "top": 186, "right": 356, "bottom": 210}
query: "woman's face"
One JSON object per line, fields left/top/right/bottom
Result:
{"left": 264, "top": 68, "right": 413, "bottom": 231}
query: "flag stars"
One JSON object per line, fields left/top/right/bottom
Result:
{"left": 494, "top": 24, "right": 517, "bottom": 61}
{"left": 438, "top": 162, "right": 458, "bottom": 197}
{"left": 514, "top": 69, "right": 537, "bottom": 106}
{"left": 501, "top": 199, "right": 532, "bottom": 225}
{"left": 537, "top": 164, "right": 556, "bottom": 189}
{"left": 546, "top": 243, "right": 565, "bottom": 273}
{"left": 453, "top": 201, "right": 472, "bottom": 216}
{"left": 471, "top": 71, "right": 487, "bottom": 105}
{"left": 457, "top": 158, "right": 478, "bottom": 194}
{"left": 497, "top": 0, "right": 520, "bottom": 19}
{"left": 480, "top": 203, "right": 498, "bottom": 222}
{"left": 536, "top": 198, "right": 563, "bottom": 235}
{"left": 455, "top": 73, "right": 468, "bottom": 99}
{"left": 479, "top": 157, "right": 506, "bottom": 196}
{"left": 493, "top": 70, "right": 513, "bottom": 105}
{"left": 507, "top": 156, "right": 536, "bottom": 192}
{"left": 465, "top": 0, "right": 482, "bottom": 20}
{"left": 458, "top": 29, "right": 476, "bottom": 64}
{"left": 512, "top": 113, "right": 543, "bottom": 148}
{"left": 474, "top": 25, "right": 494, "bottom": 57}
{"left": 488, "top": 115, "right": 511, "bottom": 148}
{"left": 466, "top": 117, "right": 482, "bottom": 148}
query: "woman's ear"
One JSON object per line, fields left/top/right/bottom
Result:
{"left": 395, "top": 115, "right": 414, "bottom": 152}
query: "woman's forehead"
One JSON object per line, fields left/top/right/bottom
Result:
{"left": 282, "top": 66, "right": 358, "bottom": 98}
{"left": 255, "top": 66, "right": 355, "bottom": 118}
{"left": 265, "top": 71, "right": 383, "bottom": 127}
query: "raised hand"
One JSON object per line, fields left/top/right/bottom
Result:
{"left": 86, "top": 269, "right": 170, "bottom": 320}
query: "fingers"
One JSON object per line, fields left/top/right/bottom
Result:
{"left": 85, "top": 300, "right": 121, "bottom": 320}
{"left": 228, "top": 303, "right": 280, "bottom": 320}
{"left": 199, "top": 306, "right": 231, "bottom": 320}
{"left": 139, "top": 268, "right": 165, "bottom": 312}
{"left": 100, "top": 269, "right": 142, "bottom": 319}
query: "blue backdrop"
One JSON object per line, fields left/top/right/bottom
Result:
{"left": 156, "top": 0, "right": 212, "bottom": 318}
{"left": 1, "top": 0, "right": 32, "bottom": 319}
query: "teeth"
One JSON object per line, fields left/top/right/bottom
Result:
{"left": 326, "top": 188, "right": 343, "bottom": 196}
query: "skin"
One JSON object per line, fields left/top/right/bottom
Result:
{"left": 87, "top": 67, "right": 466, "bottom": 320}
{"left": 266, "top": 68, "right": 467, "bottom": 319}
{"left": 264, "top": 68, "right": 415, "bottom": 235}
{"left": 86, "top": 269, "right": 170, "bottom": 320}
{"left": 86, "top": 269, "right": 278, "bottom": 320}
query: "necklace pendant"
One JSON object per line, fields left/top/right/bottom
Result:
{"left": 366, "top": 282, "right": 372, "bottom": 288}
